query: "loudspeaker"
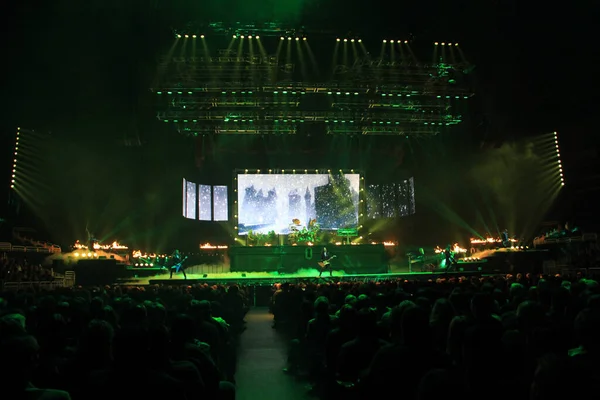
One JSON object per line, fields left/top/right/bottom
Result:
{"left": 74, "top": 259, "right": 119, "bottom": 286}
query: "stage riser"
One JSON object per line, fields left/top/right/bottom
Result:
{"left": 229, "top": 245, "right": 388, "bottom": 274}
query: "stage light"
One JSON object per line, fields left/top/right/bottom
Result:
{"left": 192, "top": 35, "right": 196, "bottom": 38}
{"left": 351, "top": 39, "right": 355, "bottom": 42}
{"left": 441, "top": 42, "right": 446, "bottom": 45}
{"left": 184, "top": 34, "right": 189, "bottom": 38}
{"left": 434, "top": 42, "right": 439, "bottom": 45}
{"left": 358, "top": 39, "right": 362, "bottom": 43}
{"left": 176, "top": 34, "right": 181, "bottom": 38}
{"left": 390, "top": 40, "right": 394, "bottom": 43}
{"left": 233, "top": 34, "right": 237, "bottom": 38}
{"left": 404, "top": 40, "right": 408, "bottom": 44}
{"left": 337, "top": 38, "right": 340, "bottom": 42}
{"left": 383, "top": 40, "right": 387, "bottom": 43}
{"left": 255, "top": 35, "right": 260, "bottom": 39}
{"left": 240, "top": 35, "right": 244, "bottom": 39}
{"left": 248, "top": 35, "right": 252, "bottom": 39}
{"left": 281, "top": 36, "right": 284, "bottom": 40}
{"left": 343, "top": 38, "right": 348, "bottom": 42}
{"left": 287, "top": 37, "right": 292, "bottom": 40}
{"left": 302, "top": 37, "right": 306, "bottom": 41}
{"left": 201, "top": 35, "right": 205, "bottom": 38}
{"left": 455, "top": 43, "right": 459, "bottom": 46}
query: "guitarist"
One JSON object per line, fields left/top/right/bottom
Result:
{"left": 169, "top": 249, "right": 187, "bottom": 279}
{"left": 318, "top": 247, "right": 335, "bottom": 278}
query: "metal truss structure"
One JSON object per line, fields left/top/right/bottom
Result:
{"left": 154, "top": 24, "right": 475, "bottom": 137}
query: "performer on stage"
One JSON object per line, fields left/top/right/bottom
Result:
{"left": 444, "top": 244, "right": 455, "bottom": 271}
{"left": 169, "top": 249, "right": 187, "bottom": 279}
{"left": 318, "top": 247, "right": 335, "bottom": 278}
{"left": 501, "top": 229, "right": 509, "bottom": 247}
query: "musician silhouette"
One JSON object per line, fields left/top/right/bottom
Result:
{"left": 169, "top": 249, "right": 187, "bottom": 279}
{"left": 319, "top": 247, "right": 333, "bottom": 277}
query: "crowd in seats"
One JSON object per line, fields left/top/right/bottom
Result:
{"left": 272, "top": 274, "right": 600, "bottom": 400}
{"left": 1, "top": 255, "right": 53, "bottom": 283}
{"left": 0, "top": 283, "right": 249, "bottom": 400}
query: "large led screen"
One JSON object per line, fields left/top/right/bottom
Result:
{"left": 213, "top": 185, "right": 229, "bottom": 221}
{"left": 366, "top": 178, "right": 416, "bottom": 219}
{"left": 184, "top": 180, "right": 197, "bottom": 219}
{"left": 198, "top": 184, "right": 212, "bottom": 221}
{"left": 237, "top": 173, "right": 360, "bottom": 235}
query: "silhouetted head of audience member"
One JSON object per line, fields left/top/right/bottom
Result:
{"left": 338, "top": 304, "right": 357, "bottom": 332}
{"left": 575, "top": 308, "right": 600, "bottom": 354}
{"left": 313, "top": 296, "right": 329, "bottom": 316}
{"left": 1, "top": 334, "right": 40, "bottom": 392}
{"left": 355, "top": 307, "right": 377, "bottom": 338}
{"left": 402, "top": 305, "right": 430, "bottom": 346}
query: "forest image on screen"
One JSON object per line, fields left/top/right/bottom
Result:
{"left": 237, "top": 174, "right": 360, "bottom": 235}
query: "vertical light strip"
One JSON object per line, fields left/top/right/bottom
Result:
{"left": 554, "top": 131, "right": 565, "bottom": 186}
{"left": 10, "top": 127, "right": 20, "bottom": 190}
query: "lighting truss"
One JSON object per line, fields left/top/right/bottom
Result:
{"left": 155, "top": 28, "right": 475, "bottom": 137}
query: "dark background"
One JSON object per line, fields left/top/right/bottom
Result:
{"left": 1, "top": 0, "right": 597, "bottom": 251}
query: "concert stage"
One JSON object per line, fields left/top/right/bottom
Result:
{"left": 126, "top": 270, "right": 493, "bottom": 286}
{"left": 230, "top": 244, "right": 389, "bottom": 274}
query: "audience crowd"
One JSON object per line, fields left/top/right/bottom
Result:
{"left": 0, "top": 283, "right": 248, "bottom": 400}
{"left": 1, "top": 255, "right": 53, "bottom": 283}
{"left": 273, "top": 274, "right": 600, "bottom": 400}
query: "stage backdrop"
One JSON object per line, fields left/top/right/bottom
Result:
{"left": 230, "top": 244, "right": 388, "bottom": 274}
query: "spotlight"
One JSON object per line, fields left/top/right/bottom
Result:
{"left": 390, "top": 40, "right": 394, "bottom": 43}
{"left": 351, "top": 39, "right": 355, "bottom": 42}
{"left": 455, "top": 43, "right": 459, "bottom": 46}
{"left": 287, "top": 37, "right": 292, "bottom": 40}
{"left": 343, "top": 38, "right": 348, "bottom": 42}
{"left": 192, "top": 34, "right": 196, "bottom": 38}
{"left": 358, "top": 39, "right": 362, "bottom": 42}
{"left": 336, "top": 38, "right": 341, "bottom": 42}
{"left": 248, "top": 35, "right": 252, "bottom": 39}
{"left": 233, "top": 34, "right": 237, "bottom": 38}
{"left": 280, "top": 36, "right": 284, "bottom": 40}
{"left": 184, "top": 34, "right": 189, "bottom": 38}
{"left": 404, "top": 40, "right": 408, "bottom": 44}
{"left": 434, "top": 42, "right": 439, "bottom": 45}
{"left": 176, "top": 34, "right": 181, "bottom": 38}
{"left": 255, "top": 35, "right": 260, "bottom": 39}
{"left": 295, "top": 37, "right": 299, "bottom": 41}
{"left": 383, "top": 40, "right": 387, "bottom": 43}
{"left": 240, "top": 35, "right": 244, "bottom": 39}
{"left": 302, "top": 37, "right": 306, "bottom": 41}
{"left": 201, "top": 34, "right": 205, "bottom": 38}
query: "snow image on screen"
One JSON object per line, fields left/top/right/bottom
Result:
{"left": 182, "top": 179, "right": 187, "bottom": 217}
{"left": 213, "top": 185, "right": 228, "bottom": 221}
{"left": 237, "top": 173, "right": 360, "bottom": 235}
{"left": 198, "top": 184, "right": 212, "bottom": 221}
{"left": 185, "top": 180, "right": 197, "bottom": 219}
{"left": 366, "top": 178, "right": 416, "bottom": 219}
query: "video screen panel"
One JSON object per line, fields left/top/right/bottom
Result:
{"left": 213, "top": 185, "right": 229, "bottom": 221}
{"left": 182, "top": 179, "right": 187, "bottom": 217}
{"left": 237, "top": 173, "right": 360, "bottom": 235}
{"left": 198, "top": 184, "right": 212, "bottom": 221}
{"left": 184, "top": 180, "right": 197, "bottom": 219}
{"left": 366, "top": 178, "right": 416, "bottom": 219}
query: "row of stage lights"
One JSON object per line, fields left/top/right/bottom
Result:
{"left": 176, "top": 34, "right": 205, "bottom": 39}
{"left": 173, "top": 34, "right": 458, "bottom": 47}
{"left": 555, "top": 131, "right": 565, "bottom": 186}
{"left": 336, "top": 38, "right": 362, "bottom": 42}
{"left": 10, "top": 127, "right": 20, "bottom": 189}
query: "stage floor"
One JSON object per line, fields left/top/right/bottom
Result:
{"left": 117, "top": 267, "right": 494, "bottom": 286}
